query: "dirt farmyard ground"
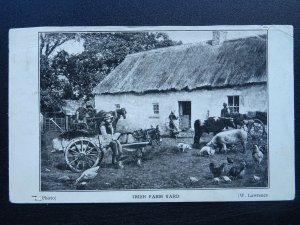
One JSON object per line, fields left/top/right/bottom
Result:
{"left": 41, "top": 131, "right": 268, "bottom": 191}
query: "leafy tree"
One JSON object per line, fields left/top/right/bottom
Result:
{"left": 39, "top": 33, "right": 78, "bottom": 112}
{"left": 40, "top": 33, "right": 77, "bottom": 58}
{"left": 40, "top": 32, "right": 182, "bottom": 113}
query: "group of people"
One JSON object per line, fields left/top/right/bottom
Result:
{"left": 168, "top": 102, "right": 230, "bottom": 139}
{"left": 75, "top": 104, "right": 124, "bottom": 168}
{"left": 74, "top": 102, "right": 230, "bottom": 167}
{"left": 74, "top": 104, "right": 114, "bottom": 135}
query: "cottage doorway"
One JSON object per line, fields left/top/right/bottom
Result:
{"left": 178, "top": 101, "right": 191, "bottom": 130}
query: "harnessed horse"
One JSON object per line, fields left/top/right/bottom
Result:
{"left": 110, "top": 125, "right": 162, "bottom": 167}
{"left": 111, "top": 108, "right": 127, "bottom": 130}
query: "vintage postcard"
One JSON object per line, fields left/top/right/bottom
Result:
{"left": 9, "top": 26, "right": 294, "bottom": 203}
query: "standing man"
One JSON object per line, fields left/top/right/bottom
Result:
{"left": 86, "top": 104, "right": 97, "bottom": 130}
{"left": 193, "top": 119, "right": 202, "bottom": 146}
{"left": 221, "top": 102, "right": 230, "bottom": 130}
{"left": 169, "top": 110, "right": 179, "bottom": 138}
{"left": 86, "top": 105, "right": 97, "bottom": 117}
{"left": 221, "top": 103, "right": 230, "bottom": 118}
{"left": 75, "top": 106, "right": 88, "bottom": 130}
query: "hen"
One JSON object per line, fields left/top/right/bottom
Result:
{"left": 228, "top": 161, "right": 246, "bottom": 179}
{"left": 252, "top": 145, "right": 264, "bottom": 165}
{"left": 209, "top": 163, "right": 226, "bottom": 178}
{"left": 227, "top": 157, "right": 234, "bottom": 164}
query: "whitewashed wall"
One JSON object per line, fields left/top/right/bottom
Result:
{"left": 95, "top": 83, "right": 267, "bottom": 133}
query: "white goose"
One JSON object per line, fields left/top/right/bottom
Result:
{"left": 75, "top": 166, "right": 100, "bottom": 185}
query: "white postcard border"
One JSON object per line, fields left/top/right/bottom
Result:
{"left": 9, "top": 25, "right": 294, "bottom": 203}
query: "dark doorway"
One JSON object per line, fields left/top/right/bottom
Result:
{"left": 178, "top": 101, "right": 191, "bottom": 130}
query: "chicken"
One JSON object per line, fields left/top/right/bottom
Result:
{"left": 252, "top": 145, "right": 264, "bottom": 165}
{"left": 213, "top": 177, "right": 220, "bottom": 184}
{"left": 209, "top": 163, "right": 226, "bottom": 178}
{"left": 221, "top": 176, "right": 232, "bottom": 183}
{"left": 252, "top": 175, "right": 261, "bottom": 182}
{"left": 198, "top": 146, "right": 215, "bottom": 156}
{"left": 189, "top": 177, "right": 199, "bottom": 184}
{"left": 227, "top": 157, "right": 234, "bottom": 164}
{"left": 75, "top": 166, "right": 99, "bottom": 184}
{"left": 228, "top": 161, "right": 246, "bottom": 179}
{"left": 178, "top": 143, "right": 192, "bottom": 152}
{"left": 76, "top": 182, "right": 88, "bottom": 190}
{"left": 58, "top": 175, "right": 71, "bottom": 182}
{"left": 256, "top": 143, "right": 267, "bottom": 153}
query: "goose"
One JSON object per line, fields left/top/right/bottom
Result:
{"left": 75, "top": 166, "right": 99, "bottom": 185}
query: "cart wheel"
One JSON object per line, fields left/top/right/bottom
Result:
{"left": 248, "top": 119, "right": 265, "bottom": 137}
{"left": 65, "top": 138, "right": 103, "bottom": 172}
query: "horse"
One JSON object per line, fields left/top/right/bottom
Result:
{"left": 111, "top": 125, "right": 162, "bottom": 167}
{"left": 119, "top": 125, "right": 162, "bottom": 146}
{"left": 111, "top": 108, "right": 127, "bottom": 130}
{"left": 144, "top": 125, "right": 162, "bottom": 146}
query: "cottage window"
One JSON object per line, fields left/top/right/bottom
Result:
{"left": 153, "top": 103, "right": 159, "bottom": 114}
{"left": 115, "top": 104, "right": 120, "bottom": 109}
{"left": 228, "top": 96, "right": 239, "bottom": 113}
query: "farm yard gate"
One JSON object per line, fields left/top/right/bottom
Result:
{"left": 43, "top": 117, "right": 66, "bottom": 132}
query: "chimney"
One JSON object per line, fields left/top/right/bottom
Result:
{"left": 212, "top": 31, "right": 227, "bottom": 46}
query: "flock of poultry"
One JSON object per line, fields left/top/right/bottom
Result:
{"left": 73, "top": 144, "right": 265, "bottom": 188}
{"left": 207, "top": 144, "right": 264, "bottom": 184}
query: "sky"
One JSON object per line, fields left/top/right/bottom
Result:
{"left": 53, "top": 30, "right": 267, "bottom": 56}
{"left": 165, "top": 30, "right": 266, "bottom": 44}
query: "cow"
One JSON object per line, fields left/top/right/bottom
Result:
{"left": 202, "top": 117, "right": 236, "bottom": 135}
{"left": 206, "top": 129, "right": 248, "bottom": 153}
{"left": 194, "top": 117, "right": 235, "bottom": 145}
{"left": 229, "top": 113, "right": 246, "bottom": 128}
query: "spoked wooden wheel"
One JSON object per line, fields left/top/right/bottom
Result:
{"left": 248, "top": 119, "right": 265, "bottom": 136}
{"left": 65, "top": 138, "right": 103, "bottom": 172}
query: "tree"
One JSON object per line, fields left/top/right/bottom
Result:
{"left": 40, "top": 32, "right": 182, "bottom": 113}
{"left": 72, "top": 32, "right": 182, "bottom": 99}
{"left": 40, "top": 33, "right": 77, "bottom": 58}
{"left": 39, "top": 33, "right": 77, "bottom": 112}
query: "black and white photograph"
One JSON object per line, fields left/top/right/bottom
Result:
{"left": 39, "top": 29, "right": 269, "bottom": 191}
{"left": 3, "top": 0, "right": 298, "bottom": 223}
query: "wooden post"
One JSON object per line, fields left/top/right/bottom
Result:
{"left": 65, "top": 115, "right": 69, "bottom": 131}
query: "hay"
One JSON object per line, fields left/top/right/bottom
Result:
{"left": 58, "top": 130, "right": 98, "bottom": 140}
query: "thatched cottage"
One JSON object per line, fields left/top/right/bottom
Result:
{"left": 93, "top": 32, "right": 267, "bottom": 132}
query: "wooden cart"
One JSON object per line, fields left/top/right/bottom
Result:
{"left": 63, "top": 128, "right": 161, "bottom": 172}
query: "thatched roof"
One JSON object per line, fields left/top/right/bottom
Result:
{"left": 93, "top": 35, "right": 266, "bottom": 94}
